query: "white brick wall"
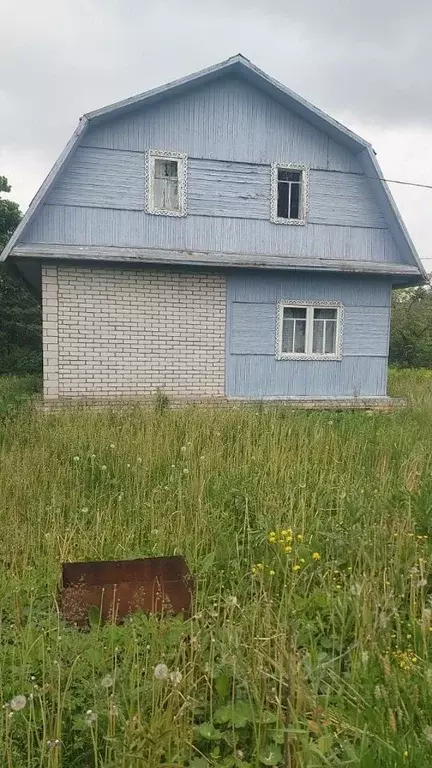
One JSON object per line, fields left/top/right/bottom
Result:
{"left": 42, "top": 265, "right": 226, "bottom": 401}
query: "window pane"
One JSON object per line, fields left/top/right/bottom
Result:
{"left": 293, "top": 320, "right": 306, "bottom": 353}
{"left": 278, "top": 169, "right": 301, "bottom": 183}
{"left": 277, "top": 182, "right": 289, "bottom": 218}
{"left": 290, "top": 182, "right": 300, "bottom": 219}
{"left": 155, "top": 159, "right": 178, "bottom": 179}
{"left": 283, "top": 307, "right": 306, "bottom": 320}
{"left": 314, "top": 308, "right": 337, "bottom": 320}
{"left": 312, "top": 319, "right": 324, "bottom": 353}
{"left": 325, "top": 321, "right": 336, "bottom": 354}
{"left": 154, "top": 178, "right": 179, "bottom": 211}
{"left": 282, "top": 318, "right": 294, "bottom": 353}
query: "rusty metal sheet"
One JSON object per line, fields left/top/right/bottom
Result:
{"left": 60, "top": 555, "right": 193, "bottom": 627}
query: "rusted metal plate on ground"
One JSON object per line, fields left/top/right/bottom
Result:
{"left": 60, "top": 556, "right": 193, "bottom": 627}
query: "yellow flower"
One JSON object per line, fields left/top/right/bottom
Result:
{"left": 252, "top": 566, "right": 257, "bottom": 574}
{"left": 299, "top": 558, "right": 305, "bottom": 564}
{"left": 403, "top": 751, "right": 408, "bottom": 759}
{"left": 312, "top": 552, "right": 321, "bottom": 561}
{"left": 292, "top": 564, "right": 301, "bottom": 572}
{"left": 296, "top": 534, "right": 303, "bottom": 541}
{"left": 285, "top": 546, "right": 292, "bottom": 554}
{"left": 269, "top": 569, "right": 275, "bottom": 576}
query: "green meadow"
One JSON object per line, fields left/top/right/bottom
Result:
{"left": 1, "top": 369, "right": 432, "bottom": 767}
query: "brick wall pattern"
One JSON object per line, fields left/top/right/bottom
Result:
{"left": 41, "top": 265, "right": 227, "bottom": 400}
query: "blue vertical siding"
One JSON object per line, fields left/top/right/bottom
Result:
{"left": 25, "top": 74, "right": 408, "bottom": 267}
{"left": 226, "top": 271, "right": 391, "bottom": 398}
{"left": 23, "top": 205, "right": 402, "bottom": 264}
{"left": 82, "top": 77, "right": 364, "bottom": 171}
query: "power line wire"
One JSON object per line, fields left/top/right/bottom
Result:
{"left": 365, "top": 176, "right": 432, "bottom": 190}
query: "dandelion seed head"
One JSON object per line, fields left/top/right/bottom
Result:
{"left": 101, "top": 465, "right": 107, "bottom": 471}
{"left": 170, "top": 670, "right": 183, "bottom": 686}
{"left": 10, "top": 695, "right": 26, "bottom": 711}
{"left": 73, "top": 456, "right": 80, "bottom": 462}
{"left": 85, "top": 710, "right": 97, "bottom": 726}
{"left": 101, "top": 674, "right": 114, "bottom": 688}
{"left": 154, "top": 663, "right": 169, "bottom": 680}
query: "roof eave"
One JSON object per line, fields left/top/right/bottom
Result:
{"left": 0, "top": 118, "right": 89, "bottom": 263}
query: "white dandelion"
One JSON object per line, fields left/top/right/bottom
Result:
{"left": 170, "top": 670, "right": 183, "bottom": 686}
{"left": 85, "top": 709, "right": 97, "bottom": 726}
{"left": 100, "top": 674, "right": 114, "bottom": 689}
{"left": 10, "top": 695, "right": 26, "bottom": 711}
{"left": 73, "top": 456, "right": 80, "bottom": 462}
{"left": 154, "top": 663, "right": 169, "bottom": 680}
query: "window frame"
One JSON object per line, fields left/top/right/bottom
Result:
{"left": 145, "top": 149, "right": 188, "bottom": 217}
{"left": 275, "top": 300, "right": 344, "bottom": 360}
{"left": 270, "top": 163, "right": 309, "bottom": 225}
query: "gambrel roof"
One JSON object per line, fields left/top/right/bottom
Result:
{"left": 1, "top": 54, "right": 427, "bottom": 281}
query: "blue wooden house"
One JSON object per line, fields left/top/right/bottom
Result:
{"left": 1, "top": 55, "right": 426, "bottom": 404}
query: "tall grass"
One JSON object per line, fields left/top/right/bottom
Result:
{"left": 1, "top": 371, "right": 432, "bottom": 766}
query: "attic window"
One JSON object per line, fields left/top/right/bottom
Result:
{"left": 146, "top": 150, "right": 187, "bottom": 217}
{"left": 270, "top": 163, "right": 308, "bottom": 225}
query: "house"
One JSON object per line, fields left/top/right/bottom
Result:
{"left": 1, "top": 54, "right": 426, "bottom": 405}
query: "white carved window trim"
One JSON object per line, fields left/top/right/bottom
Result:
{"left": 270, "top": 163, "right": 309, "bottom": 225}
{"left": 145, "top": 150, "right": 188, "bottom": 217}
{"left": 275, "top": 300, "right": 344, "bottom": 360}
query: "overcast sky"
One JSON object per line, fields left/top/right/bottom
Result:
{"left": 1, "top": 0, "right": 431, "bottom": 271}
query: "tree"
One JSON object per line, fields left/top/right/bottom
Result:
{"left": 389, "top": 280, "right": 432, "bottom": 368}
{"left": 0, "top": 177, "right": 42, "bottom": 374}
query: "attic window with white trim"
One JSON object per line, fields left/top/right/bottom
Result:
{"left": 276, "top": 301, "right": 343, "bottom": 360}
{"left": 146, "top": 150, "right": 187, "bottom": 216}
{"left": 270, "top": 163, "right": 308, "bottom": 224}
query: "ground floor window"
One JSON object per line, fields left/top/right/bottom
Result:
{"left": 276, "top": 301, "right": 343, "bottom": 360}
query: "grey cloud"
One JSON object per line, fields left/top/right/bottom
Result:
{"left": 1, "top": 0, "right": 431, "bottom": 267}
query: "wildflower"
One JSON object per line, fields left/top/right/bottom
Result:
{"left": 312, "top": 552, "right": 320, "bottom": 561}
{"left": 299, "top": 558, "right": 305, "bottom": 564}
{"left": 73, "top": 456, "right": 80, "bottom": 462}
{"left": 296, "top": 534, "right": 303, "bottom": 541}
{"left": 226, "top": 595, "right": 238, "bottom": 607}
{"left": 85, "top": 710, "right": 97, "bottom": 726}
{"left": 180, "top": 446, "right": 187, "bottom": 453}
{"left": 285, "top": 546, "right": 292, "bottom": 554}
{"left": 9, "top": 695, "right": 26, "bottom": 711}
{"left": 110, "top": 444, "right": 115, "bottom": 449}
{"left": 424, "top": 726, "right": 432, "bottom": 744}
{"left": 126, "top": 463, "right": 131, "bottom": 468}
{"left": 170, "top": 670, "right": 183, "bottom": 686}
{"left": 154, "top": 663, "right": 169, "bottom": 680}
{"left": 101, "top": 674, "right": 114, "bottom": 688}
{"left": 81, "top": 507, "right": 89, "bottom": 513}
{"left": 137, "top": 457, "right": 142, "bottom": 463}
{"left": 183, "top": 468, "right": 189, "bottom": 474}
{"left": 101, "top": 465, "right": 107, "bottom": 471}
{"left": 292, "top": 564, "right": 301, "bottom": 572}
{"left": 403, "top": 750, "right": 408, "bottom": 758}
{"left": 269, "top": 569, "right": 275, "bottom": 576}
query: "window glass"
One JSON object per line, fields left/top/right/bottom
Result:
{"left": 154, "top": 159, "right": 179, "bottom": 211}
